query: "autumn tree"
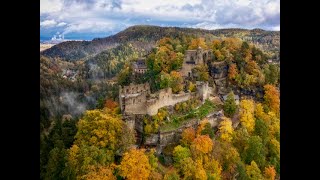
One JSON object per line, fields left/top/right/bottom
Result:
{"left": 188, "top": 81, "right": 196, "bottom": 92}
{"left": 181, "top": 127, "right": 196, "bottom": 147}
{"left": 232, "top": 127, "right": 250, "bottom": 156}
{"left": 196, "top": 119, "right": 209, "bottom": 136}
{"left": 246, "top": 161, "right": 263, "bottom": 180}
{"left": 170, "top": 71, "right": 183, "bottom": 93}
{"left": 243, "top": 136, "right": 266, "bottom": 168}
{"left": 119, "top": 148, "right": 151, "bottom": 180}
{"left": 263, "top": 64, "right": 280, "bottom": 85}
{"left": 212, "top": 39, "right": 222, "bottom": 50}
{"left": 267, "top": 138, "right": 280, "bottom": 174}
{"left": 201, "top": 122, "right": 215, "bottom": 138}
{"left": 254, "top": 118, "right": 269, "bottom": 146}
{"left": 63, "top": 144, "right": 113, "bottom": 179}
{"left": 239, "top": 99, "right": 255, "bottom": 134}
{"left": 255, "top": 103, "right": 269, "bottom": 122}
{"left": 241, "top": 41, "right": 252, "bottom": 62}
{"left": 104, "top": 99, "right": 119, "bottom": 111}
{"left": 173, "top": 145, "right": 192, "bottom": 167}
{"left": 223, "top": 91, "right": 237, "bottom": 117}
{"left": 263, "top": 166, "right": 276, "bottom": 180}
{"left": 194, "top": 159, "right": 207, "bottom": 180}
{"left": 218, "top": 117, "right": 234, "bottom": 142}
{"left": 263, "top": 84, "right": 280, "bottom": 115}
{"left": 74, "top": 109, "right": 123, "bottom": 150}
{"left": 191, "top": 135, "right": 213, "bottom": 158}
{"left": 267, "top": 112, "right": 280, "bottom": 141}
{"left": 159, "top": 71, "right": 172, "bottom": 89}
{"left": 228, "top": 63, "right": 238, "bottom": 81}
{"left": 163, "top": 168, "right": 180, "bottom": 180}
{"left": 143, "top": 149, "right": 158, "bottom": 173}
{"left": 236, "top": 161, "right": 249, "bottom": 180}
{"left": 178, "top": 157, "right": 196, "bottom": 179}
{"left": 214, "top": 50, "right": 225, "bottom": 61}
{"left": 189, "top": 38, "right": 207, "bottom": 49}
{"left": 81, "top": 165, "right": 116, "bottom": 180}
{"left": 245, "top": 60, "right": 260, "bottom": 76}
{"left": 220, "top": 142, "right": 240, "bottom": 173}
{"left": 193, "top": 64, "right": 209, "bottom": 81}
{"left": 204, "top": 158, "right": 222, "bottom": 180}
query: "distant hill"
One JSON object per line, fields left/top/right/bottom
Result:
{"left": 41, "top": 25, "right": 279, "bottom": 61}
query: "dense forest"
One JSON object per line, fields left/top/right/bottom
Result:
{"left": 41, "top": 25, "right": 279, "bottom": 61}
{"left": 40, "top": 26, "right": 279, "bottom": 180}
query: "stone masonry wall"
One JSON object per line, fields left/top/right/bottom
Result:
{"left": 146, "top": 88, "right": 192, "bottom": 116}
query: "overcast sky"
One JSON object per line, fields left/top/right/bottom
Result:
{"left": 40, "top": 0, "right": 280, "bottom": 40}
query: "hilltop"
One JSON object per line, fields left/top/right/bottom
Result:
{"left": 41, "top": 25, "right": 279, "bottom": 61}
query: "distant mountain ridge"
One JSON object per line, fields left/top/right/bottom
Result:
{"left": 41, "top": 25, "right": 280, "bottom": 61}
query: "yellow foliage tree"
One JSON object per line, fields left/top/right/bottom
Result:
{"left": 212, "top": 39, "right": 221, "bottom": 50}
{"left": 255, "top": 103, "right": 269, "bottom": 122}
{"left": 204, "top": 158, "right": 222, "bottom": 180}
{"left": 263, "top": 166, "right": 276, "bottom": 180}
{"left": 74, "top": 110, "right": 123, "bottom": 150}
{"left": 189, "top": 38, "right": 207, "bottom": 50}
{"left": 246, "top": 161, "right": 263, "bottom": 180}
{"left": 239, "top": 99, "right": 255, "bottom": 134}
{"left": 194, "top": 159, "right": 207, "bottom": 180}
{"left": 267, "top": 112, "right": 280, "bottom": 140}
{"left": 170, "top": 71, "right": 184, "bottom": 93}
{"left": 188, "top": 81, "right": 196, "bottom": 92}
{"left": 119, "top": 148, "right": 151, "bottom": 180}
{"left": 81, "top": 165, "right": 116, "bottom": 180}
{"left": 179, "top": 157, "right": 195, "bottom": 179}
{"left": 218, "top": 117, "right": 234, "bottom": 142}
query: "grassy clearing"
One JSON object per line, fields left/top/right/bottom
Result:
{"left": 160, "top": 100, "right": 216, "bottom": 132}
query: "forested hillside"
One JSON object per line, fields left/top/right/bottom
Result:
{"left": 41, "top": 25, "right": 279, "bottom": 61}
{"left": 40, "top": 26, "right": 280, "bottom": 180}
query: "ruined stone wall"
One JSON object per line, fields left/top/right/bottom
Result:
{"left": 184, "top": 50, "right": 197, "bottom": 62}
{"left": 196, "top": 81, "right": 212, "bottom": 102}
{"left": 119, "top": 83, "right": 150, "bottom": 114}
{"left": 123, "top": 92, "right": 148, "bottom": 114}
{"left": 179, "top": 62, "right": 195, "bottom": 77}
{"left": 146, "top": 88, "right": 192, "bottom": 116}
{"left": 120, "top": 82, "right": 150, "bottom": 95}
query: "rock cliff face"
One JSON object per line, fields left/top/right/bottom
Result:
{"left": 142, "top": 110, "right": 224, "bottom": 154}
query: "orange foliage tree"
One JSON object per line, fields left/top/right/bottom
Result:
{"left": 181, "top": 127, "right": 196, "bottom": 147}
{"left": 191, "top": 135, "right": 214, "bottom": 157}
{"left": 263, "top": 84, "right": 280, "bottom": 115}
{"left": 263, "top": 166, "right": 276, "bottom": 180}
{"left": 228, "top": 63, "right": 238, "bottom": 80}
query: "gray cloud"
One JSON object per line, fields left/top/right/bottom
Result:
{"left": 40, "top": 0, "right": 279, "bottom": 40}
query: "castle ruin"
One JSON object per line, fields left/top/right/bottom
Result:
{"left": 179, "top": 47, "right": 213, "bottom": 77}
{"left": 119, "top": 81, "right": 212, "bottom": 116}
